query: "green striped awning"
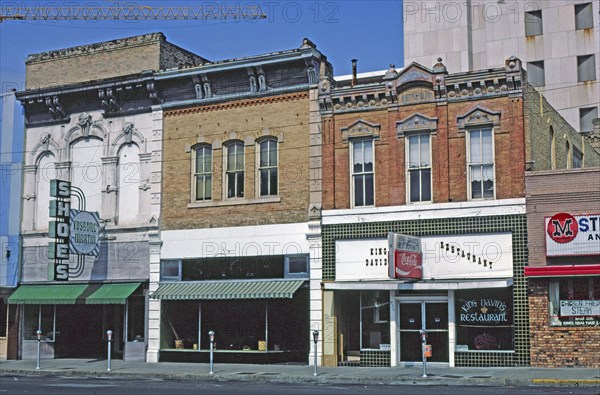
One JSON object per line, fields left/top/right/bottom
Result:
{"left": 151, "top": 280, "right": 304, "bottom": 301}
{"left": 7, "top": 283, "right": 142, "bottom": 305}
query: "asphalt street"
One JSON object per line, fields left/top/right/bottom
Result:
{"left": 0, "top": 376, "right": 598, "bottom": 395}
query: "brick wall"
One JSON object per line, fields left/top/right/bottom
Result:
{"left": 323, "top": 96, "right": 526, "bottom": 210}
{"left": 25, "top": 33, "right": 206, "bottom": 89}
{"left": 525, "top": 168, "right": 600, "bottom": 267}
{"left": 162, "top": 92, "right": 311, "bottom": 230}
{"left": 524, "top": 83, "right": 600, "bottom": 170}
{"left": 528, "top": 280, "right": 600, "bottom": 368}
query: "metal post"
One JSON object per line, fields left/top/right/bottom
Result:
{"left": 35, "top": 330, "right": 42, "bottom": 370}
{"left": 209, "top": 330, "right": 215, "bottom": 375}
{"left": 312, "top": 330, "right": 319, "bottom": 377}
{"left": 420, "top": 329, "right": 427, "bottom": 378}
{"left": 107, "top": 330, "right": 113, "bottom": 372}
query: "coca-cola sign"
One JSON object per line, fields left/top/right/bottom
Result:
{"left": 388, "top": 233, "right": 423, "bottom": 279}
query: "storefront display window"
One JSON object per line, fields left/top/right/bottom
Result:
{"left": 23, "top": 305, "right": 55, "bottom": 341}
{"left": 361, "top": 291, "right": 390, "bottom": 350}
{"left": 549, "top": 278, "right": 600, "bottom": 327}
{"left": 127, "top": 294, "right": 145, "bottom": 342}
{"left": 455, "top": 288, "right": 513, "bottom": 351}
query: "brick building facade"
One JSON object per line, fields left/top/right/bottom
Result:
{"left": 146, "top": 39, "right": 330, "bottom": 364}
{"left": 525, "top": 169, "right": 600, "bottom": 368}
{"left": 316, "top": 57, "right": 600, "bottom": 367}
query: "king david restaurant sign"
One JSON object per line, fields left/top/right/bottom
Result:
{"left": 48, "top": 180, "right": 100, "bottom": 281}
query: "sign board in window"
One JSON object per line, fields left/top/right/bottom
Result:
{"left": 388, "top": 233, "right": 422, "bottom": 280}
{"left": 559, "top": 300, "right": 600, "bottom": 317}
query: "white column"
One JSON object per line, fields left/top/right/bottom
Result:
{"left": 146, "top": 230, "right": 162, "bottom": 363}
{"left": 448, "top": 290, "right": 455, "bottom": 368}
{"left": 389, "top": 291, "right": 398, "bottom": 366}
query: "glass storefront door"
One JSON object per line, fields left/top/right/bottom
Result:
{"left": 398, "top": 301, "right": 449, "bottom": 363}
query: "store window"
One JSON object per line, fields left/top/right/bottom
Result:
{"left": 225, "top": 141, "right": 244, "bottom": 199}
{"left": 361, "top": 291, "right": 390, "bottom": 350}
{"left": 258, "top": 138, "right": 278, "bottom": 197}
{"left": 0, "top": 300, "right": 6, "bottom": 338}
{"left": 351, "top": 139, "right": 374, "bottom": 207}
{"left": 549, "top": 278, "right": 600, "bottom": 327}
{"left": 284, "top": 255, "right": 309, "bottom": 278}
{"left": 407, "top": 133, "right": 432, "bottom": 203}
{"left": 193, "top": 145, "right": 212, "bottom": 201}
{"left": 181, "top": 255, "right": 285, "bottom": 281}
{"left": 160, "top": 259, "right": 182, "bottom": 281}
{"left": 467, "top": 128, "right": 495, "bottom": 200}
{"left": 23, "top": 305, "right": 56, "bottom": 341}
{"left": 455, "top": 288, "right": 513, "bottom": 351}
{"left": 126, "top": 294, "right": 145, "bottom": 342}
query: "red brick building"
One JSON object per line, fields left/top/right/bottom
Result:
{"left": 317, "top": 57, "right": 600, "bottom": 368}
{"left": 525, "top": 168, "right": 600, "bottom": 368}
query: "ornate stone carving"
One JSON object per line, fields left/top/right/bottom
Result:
{"left": 98, "top": 88, "right": 121, "bottom": 112}
{"left": 396, "top": 114, "right": 438, "bottom": 137}
{"left": 457, "top": 106, "right": 501, "bottom": 131}
{"left": 341, "top": 119, "right": 381, "bottom": 143}
{"left": 77, "top": 113, "right": 92, "bottom": 136}
{"left": 45, "top": 96, "right": 66, "bottom": 119}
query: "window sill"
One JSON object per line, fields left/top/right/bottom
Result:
{"left": 188, "top": 196, "right": 281, "bottom": 208}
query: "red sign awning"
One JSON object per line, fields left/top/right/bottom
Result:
{"left": 524, "top": 264, "right": 600, "bottom": 278}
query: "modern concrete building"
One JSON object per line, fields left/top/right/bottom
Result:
{"left": 0, "top": 91, "right": 24, "bottom": 360}
{"left": 403, "top": 0, "right": 599, "bottom": 133}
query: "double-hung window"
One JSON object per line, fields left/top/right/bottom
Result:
{"left": 407, "top": 134, "right": 431, "bottom": 203}
{"left": 226, "top": 142, "right": 244, "bottom": 198}
{"left": 468, "top": 128, "right": 494, "bottom": 199}
{"left": 193, "top": 145, "right": 212, "bottom": 201}
{"left": 351, "top": 139, "right": 374, "bottom": 207}
{"left": 259, "top": 138, "right": 278, "bottom": 196}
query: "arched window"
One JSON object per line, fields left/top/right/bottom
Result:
{"left": 35, "top": 153, "right": 56, "bottom": 229}
{"left": 71, "top": 137, "right": 103, "bottom": 212}
{"left": 258, "top": 138, "right": 278, "bottom": 196}
{"left": 566, "top": 141, "right": 571, "bottom": 169}
{"left": 226, "top": 142, "right": 244, "bottom": 198}
{"left": 549, "top": 126, "right": 555, "bottom": 169}
{"left": 118, "top": 143, "right": 140, "bottom": 224}
{"left": 193, "top": 145, "right": 212, "bottom": 201}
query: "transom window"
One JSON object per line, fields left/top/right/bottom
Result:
{"left": 259, "top": 138, "right": 278, "bottom": 196}
{"left": 407, "top": 134, "right": 431, "bottom": 203}
{"left": 193, "top": 145, "right": 212, "bottom": 201}
{"left": 351, "top": 139, "right": 374, "bottom": 207}
{"left": 226, "top": 142, "right": 244, "bottom": 198}
{"left": 468, "top": 128, "right": 494, "bottom": 199}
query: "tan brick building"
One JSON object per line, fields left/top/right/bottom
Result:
{"left": 525, "top": 168, "right": 600, "bottom": 368}
{"left": 147, "top": 39, "right": 331, "bottom": 365}
{"left": 317, "top": 57, "right": 600, "bottom": 368}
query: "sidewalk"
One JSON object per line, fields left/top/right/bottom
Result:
{"left": 1, "top": 358, "right": 599, "bottom": 387}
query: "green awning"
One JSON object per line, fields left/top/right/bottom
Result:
{"left": 7, "top": 283, "right": 142, "bottom": 305}
{"left": 85, "top": 283, "right": 141, "bottom": 304}
{"left": 151, "top": 280, "right": 304, "bottom": 300}
{"left": 7, "top": 284, "right": 89, "bottom": 304}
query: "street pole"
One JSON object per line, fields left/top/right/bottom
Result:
{"left": 420, "top": 329, "right": 427, "bottom": 378}
{"left": 312, "top": 330, "right": 319, "bottom": 377}
{"left": 209, "top": 330, "right": 215, "bottom": 375}
{"left": 35, "top": 330, "right": 42, "bottom": 370}
{"left": 107, "top": 330, "right": 113, "bottom": 372}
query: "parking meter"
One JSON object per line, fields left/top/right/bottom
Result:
{"left": 209, "top": 330, "right": 215, "bottom": 374}
{"left": 312, "top": 330, "right": 319, "bottom": 376}
{"left": 420, "top": 329, "right": 427, "bottom": 377}
{"left": 35, "top": 330, "right": 42, "bottom": 370}
{"left": 106, "top": 330, "right": 113, "bottom": 372}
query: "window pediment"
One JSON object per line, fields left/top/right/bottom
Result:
{"left": 396, "top": 113, "right": 438, "bottom": 137}
{"left": 341, "top": 119, "right": 381, "bottom": 143}
{"left": 457, "top": 106, "right": 501, "bottom": 131}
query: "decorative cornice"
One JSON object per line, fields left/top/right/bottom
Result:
{"left": 457, "top": 106, "right": 502, "bottom": 131}
{"left": 164, "top": 91, "right": 309, "bottom": 117}
{"left": 396, "top": 113, "right": 438, "bottom": 137}
{"left": 341, "top": 119, "right": 381, "bottom": 143}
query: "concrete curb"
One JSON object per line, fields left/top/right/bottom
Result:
{"left": 2, "top": 367, "right": 597, "bottom": 387}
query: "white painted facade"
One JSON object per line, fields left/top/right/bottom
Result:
{"left": 146, "top": 222, "right": 323, "bottom": 365}
{"left": 403, "top": 0, "right": 599, "bottom": 132}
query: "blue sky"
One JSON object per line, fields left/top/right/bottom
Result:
{"left": 0, "top": 1, "right": 403, "bottom": 94}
